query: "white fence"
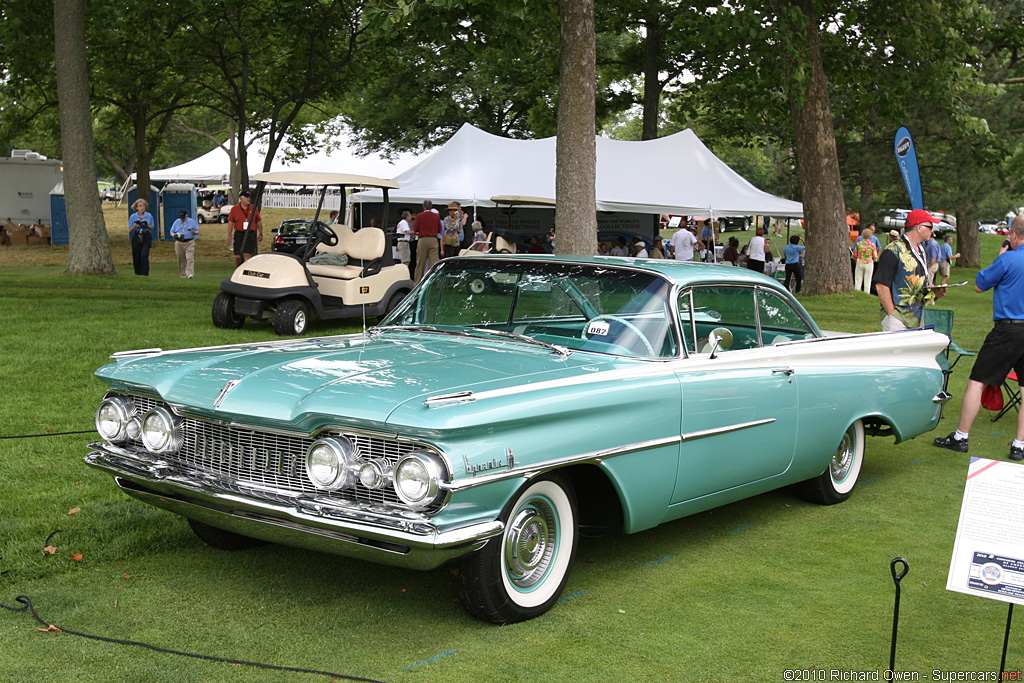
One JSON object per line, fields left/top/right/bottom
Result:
{"left": 261, "top": 191, "right": 342, "bottom": 211}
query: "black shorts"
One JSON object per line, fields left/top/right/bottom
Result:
{"left": 969, "top": 321, "right": 1024, "bottom": 386}
{"left": 233, "top": 230, "right": 258, "bottom": 256}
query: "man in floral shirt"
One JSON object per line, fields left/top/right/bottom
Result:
{"left": 872, "top": 209, "right": 942, "bottom": 330}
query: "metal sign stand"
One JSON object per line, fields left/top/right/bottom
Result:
{"left": 889, "top": 557, "right": 909, "bottom": 674}
{"left": 1000, "top": 603, "right": 1014, "bottom": 678}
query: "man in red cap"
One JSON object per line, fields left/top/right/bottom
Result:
{"left": 871, "top": 209, "right": 943, "bottom": 330}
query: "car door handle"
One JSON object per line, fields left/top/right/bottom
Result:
{"left": 771, "top": 368, "right": 795, "bottom": 383}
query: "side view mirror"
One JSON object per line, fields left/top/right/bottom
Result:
{"left": 708, "top": 327, "right": 733, "bottom": 358}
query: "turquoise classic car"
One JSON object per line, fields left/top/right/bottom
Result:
{"left": 86, "top": 255, "right": 949, "bottom": 623}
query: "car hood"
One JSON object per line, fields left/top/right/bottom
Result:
{"left": 96, "top": 332, "right": 624, "bottom": 429}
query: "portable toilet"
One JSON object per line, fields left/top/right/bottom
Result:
{"left": 160, "top": 183, "right": 197, "bottom": 240}
{"left": 49, "top": 182, "right": 69, "bottom": 245}
{"left": 125, "top": 185, "right": 161, "bottom": 239}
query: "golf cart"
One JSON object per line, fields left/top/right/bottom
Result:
{"left": 212, "top": 171, "right": 412, "bottom": 335}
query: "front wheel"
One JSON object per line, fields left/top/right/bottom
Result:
{"left": 796, "top": 419, "right": 865, "bottom": 505}
{"left": 450, "top": 475, "right": 578, "bottom": 624}
{"left": 274, "top": 299, "right": 309, "bottom": 335}
{"left": 212, "top": 292, "right": 245, "bottom": 329}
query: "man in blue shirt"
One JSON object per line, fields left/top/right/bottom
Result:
{"left": 934, "top": 215, "right": 1024, "bottom": 460}
{"left": 938, "top": 233, "right": 959, "bottom": 286}
{"left": 170, "top": 209, "right": 200, "bottom": 278}
{"left": 782, "top": 235, "right": 805, "bottom": 293}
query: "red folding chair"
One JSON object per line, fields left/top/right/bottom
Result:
{"left": 991, "top": 371, "right": 1022, "bottom": 422}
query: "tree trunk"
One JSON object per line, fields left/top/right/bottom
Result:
{"left": 555, "top": 0, "right": 597, "bottom": 256}
{"left": 134, "top": 109, "right": 151, "bottom": 206}
{"left": 641, "top": 9, "right": 662, "bottom": 141}
{"left": 955, "top": 208, "right": 980, "bottom": 269}
{"left": 54, "top": 0, "right": 115, "bottom": 274}
{"left": 786, "top": 0, "right": 848, "bottom": 294}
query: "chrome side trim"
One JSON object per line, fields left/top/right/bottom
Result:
{"left": 446, "top": 435, "right": 682, "bottom": 491}
{"left": 933, "top": 391, "right": 952, "bottom": 404}
{"left": 681, "top": 418, "right": 776, "bottom": 442}
{"left": 424, "top": 390, "right": 476, "bottom": 407}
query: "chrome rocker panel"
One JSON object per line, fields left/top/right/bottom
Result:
{"left": 85, "top": 443, "right": 502, "bottom": 571}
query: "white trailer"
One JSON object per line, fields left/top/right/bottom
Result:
{"left": 0, "top": 153, "right": 64, "bottom": 226}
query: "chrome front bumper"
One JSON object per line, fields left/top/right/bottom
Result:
{"left": 85, "top": 443, "right": 503, "bottom": 570}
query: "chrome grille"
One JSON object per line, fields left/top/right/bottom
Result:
{"left": 118, "top": 393, "right": 431, "bottom": 508}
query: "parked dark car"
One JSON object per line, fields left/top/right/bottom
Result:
{"left": 271, "top": 218, "right": 321, "bottom": 254}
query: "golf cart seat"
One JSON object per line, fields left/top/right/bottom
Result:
{"left": 308, "top": 225, "right": 385, "bottom": 279}
{"left": 459, "top": 232, "right": 493, "bottom": 256}
{"left": 495, "top": 234, "right": 516, "bottom": 254}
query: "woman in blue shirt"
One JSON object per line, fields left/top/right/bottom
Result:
{"left": 129, "top": 199, "right": 156, "bottom": 276}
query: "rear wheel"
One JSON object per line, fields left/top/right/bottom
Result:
{"left": 450, "top": 475, "right": 578, "bottom": 624}
{"left": 188, "top": 519, "right": 266, "bottom": 550}
{"left": 212, "top": 292, "right": 244, "bottom": 329}
{"left": 197, "top": 214, "right": 207, "bottom": 224}
{"left": 274, "top": 299, "right": 308, "bottom": 335}
{"left": 796, "top": 420, "right": 865, "bottom": 505}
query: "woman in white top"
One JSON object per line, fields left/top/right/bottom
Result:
{"left": 746, "top": 227, "right": 767, "bottom": 273}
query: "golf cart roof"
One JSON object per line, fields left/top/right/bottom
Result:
{"left": 490, "top": 195, "right": 556, "bottom": 207}
{"left": 252, "top": 171, "right": 399, "bottom": 189}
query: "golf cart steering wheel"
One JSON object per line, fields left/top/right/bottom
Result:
{"left": 580, "top": 314, "right": 656, "bottom": 356}
{"left": 313, "top": 221, "right": 338, "bottom": 247}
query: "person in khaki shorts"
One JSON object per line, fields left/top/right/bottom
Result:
{"left": 170, "top": 209, "right": 200, "bottom": 278}
{"left": 938, "top": 233, "right": 960, "bottom": 286}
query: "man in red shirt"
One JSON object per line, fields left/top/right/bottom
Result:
{"left": 413, "top": 199, "right": 442, "bottom": 282}
{"left": 226, "top": 190, "right": 263, "bottom": 266}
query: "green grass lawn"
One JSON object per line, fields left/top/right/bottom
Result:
{"left": 1, "top": 230, "right": 1020, "bottom": 682}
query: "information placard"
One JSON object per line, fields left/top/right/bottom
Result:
{"left": 947, "top": 458, "right": 1024, "bottom": 606}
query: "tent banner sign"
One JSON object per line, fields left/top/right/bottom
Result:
{"left": 947, "top": 457, "right": 1024, "bottom": 606}
{"left": 894, "top": 126, "right": 924, "bottom": 211}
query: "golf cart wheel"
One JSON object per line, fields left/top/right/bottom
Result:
{"left": 274, "top": 299, "right": 309, "bottom": 336}
{"left": 212, "top": 292, "right": 245, "bottom": 329}
{"left": 383, "top": 290, "right": 407, "bottom": 317}
{"left": 218, "top": 215, "right": 228, "bottom": 223}
{"left": 188, "top": 519, "right": 266, "bottom": 550}
{"left": 795, "top": 420, "right": 865, "bottom": 505}
{"left": 449, "top": 474, "right": 578, "bottom": 624}
{"left": 197, "top": 214, "right": 207, "bottom": 224}
{"left": 468, "top": 277, "right": 488, "bottom": 295}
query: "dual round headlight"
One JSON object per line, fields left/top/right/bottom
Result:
{"left": 95, "top": 397, "right": 181, "bottom": 454}
{"left": 304, "top": 439, "right": 447, "bottom": 510}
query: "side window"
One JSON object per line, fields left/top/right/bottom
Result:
{"left": 757, "top": 289, "right": 815, "bottom": 344}
{"left": 687, "top": 287, "right": 759, "bottom": 352}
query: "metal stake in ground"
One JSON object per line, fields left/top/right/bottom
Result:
{"left": 889, "top": 557, "right": 909, "bottom": 674}
{"left": 1000, "top": 603, "right": 1014, "bottom": 678}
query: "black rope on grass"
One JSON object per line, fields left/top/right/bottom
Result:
{"left": 1, "top": 595, "right": 388, "bottom": 682}
{"left": 0, "top": 430, "right": 95, "bottom": 440}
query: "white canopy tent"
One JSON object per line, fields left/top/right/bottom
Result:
{"left": 351, "top": 123, "right": 803, "bottom": 219}
{"left": 146, "top": 131, "right": 424, "bottom": 185}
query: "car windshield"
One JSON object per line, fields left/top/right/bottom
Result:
{"left": 379, "top": 258, "right": 678, "bottom": 358}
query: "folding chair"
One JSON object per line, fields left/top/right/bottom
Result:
{"left": 922, "top": 309, "right": 977, "bottom": 392}
{"left": 991, "top": 371, "right": 1022, "bottom": 423}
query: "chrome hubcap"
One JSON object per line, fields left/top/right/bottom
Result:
{"left": 294, "top": 310, "right": 306, "bottom": 333}
{"left": 831, "top": 428, "right": 855, "bottom": 482}
{"left": 504, "top": 501, "right": 556, "bottom": 589}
